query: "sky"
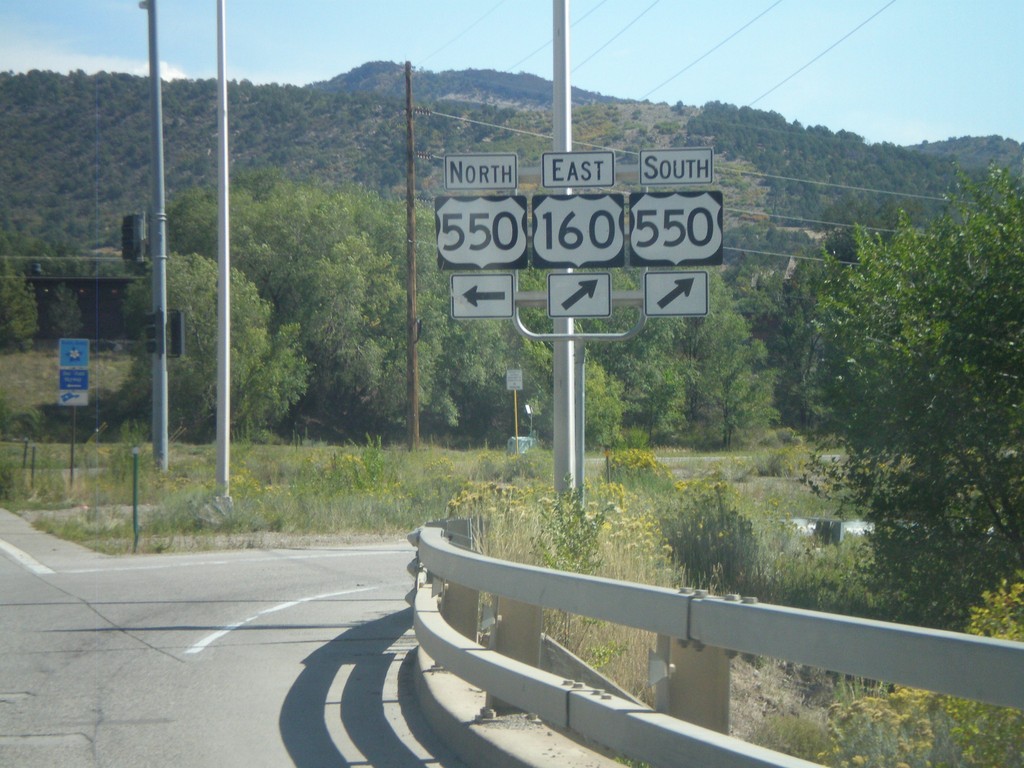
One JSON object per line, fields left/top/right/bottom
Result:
{"left": 1, "top": 1, "right": 1021, "bottom": 147}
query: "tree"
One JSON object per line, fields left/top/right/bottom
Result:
{"left": 676, "top": 272, "right": 777, "bottom": 448}
{"left": 0, "top": 261, "right": 37, "bottom": 349}
{"left": 44, "top": 283, "right": 82, "bottom": 339}
{"left": 817, "top": 168, "right": 1024, "bottom": 628}
{"left": 121, "top": 253, "right": 308, "bottom": 441}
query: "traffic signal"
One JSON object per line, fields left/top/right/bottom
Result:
{"left": 144, "top": 310, "right": 163, "bottom": 355}
{"left": 167, "top": 310, "right": 184, "bottom": 358}
{"left": 121, "top": 213, "right": 147, "bottom": 261}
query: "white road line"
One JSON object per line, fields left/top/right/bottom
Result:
{"left": 62, "top": 548, "right": 411, "bottom": 575}
{"left": 184, "top": 586, "right": 378, "bottom": 655}
{"left": 0, "top": 538, "right": 55, "bottom": 575}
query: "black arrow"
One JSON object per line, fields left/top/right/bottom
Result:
{"left": 657, "top": 277, "right": 695, "bottom": 309}
{"left": 561, "top": 278, "right": 600, "bottom": 311}
{"left": 463, "top": 285, "right": 507, "bottom": 307}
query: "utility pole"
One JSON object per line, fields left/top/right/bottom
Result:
{"left": 216, "top": 0, "right": 231, "bottom": 499}
{"left": 552, "top": 0, "right": 577, "bottom": 492}
{"left": 142, "top": 0, "right": 169, "bottom": 471}
{"left": 405, "top": 61, "right": 420, "bottom": 450}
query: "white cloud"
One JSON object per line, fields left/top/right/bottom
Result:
{"left": 0, "top": 38, "right": 187, "bottom": 80}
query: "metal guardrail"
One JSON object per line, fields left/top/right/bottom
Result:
{"left": 408, "top": 523, "right": 1024, "bottom": 768}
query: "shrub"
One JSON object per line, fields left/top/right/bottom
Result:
{"left": 608, "top": 448, "right": 671, "bottom": 479}
{"left": 660, "top": 475, "right": 761, "bottom": 592}
{"left": 825, "top": 687, "right": 957, "bottom": 768}
{"left": 752, "top": 715, "right": 829, "bottom": 763}
{"left": 941, "top": 573, "right": 1024, "bottom": 767}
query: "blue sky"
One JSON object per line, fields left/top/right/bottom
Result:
{"left": 2, "top": 1, "right": 1021, "bottom": 146}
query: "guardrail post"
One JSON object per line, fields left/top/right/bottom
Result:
{"left": 667, "top": 638, "right": 731, "bottom": 733}
{"left": 488, "top": 595, "right": 543, "bottom": 712}
{"left": 440, "top": 581, "right": 479, "bottom": 642}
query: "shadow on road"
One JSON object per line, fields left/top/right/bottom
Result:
{"left": 279, "top": 606, "right": 464, "bottom": 767}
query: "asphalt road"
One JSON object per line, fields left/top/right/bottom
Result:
{"left": 0, "top": 509, "right": 467, "bottom": 767}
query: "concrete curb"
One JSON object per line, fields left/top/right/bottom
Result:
{"left": 413, "top": 647, "right": 622, "bottom": 768}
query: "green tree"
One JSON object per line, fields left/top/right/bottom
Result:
{"left": 122, "top": 253, "right": 308, "bottom": 441}
{"left": 677, "top": 272, "right": 777, "bottom": 448}
{"left": 0, "top": 261, "right": 38, "bottom": 348}
{"left": 45, "top": 283, "right": 82, "bottom": 339}
{"left": 817, "top": 168, "right": 1024, "bottom": 628}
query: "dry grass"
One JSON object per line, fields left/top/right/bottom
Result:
{"left": 0, "top": 347, "right": 132, "bottom": 413}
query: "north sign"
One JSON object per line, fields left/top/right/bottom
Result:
{"left": 444, "top": 153, "right": 518, "bottom": 191}
{"left": 450, "top": 273, "right": 515, "bottom": 319}
{"left": 435, "top": 196, "right": 529, "bottom": 270}
{"left": 547, "top": 273, "right": 612, "bottom": 318}
{"left": 532, "top": 194, "right": 625, "bottom": 269}
{"left": 643, "top": 271, "right": 709, "bottom": 317}
{"left": 628, "top": 191, "right": 724, "bottom": 267}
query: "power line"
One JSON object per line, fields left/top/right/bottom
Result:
{"left": 573, "top": 1, "right": 661, "bottom": 73}
{"left": 641, "top": 0, "right": 785, "bottom": 101}
{"left": 725, "top": 207, "right": 897, "bottom": 234}
{"left": 422, "top": 108, "right": 950, "bottom": 203}
{"left": 420, "top": 0, "right": 512, "bottom": 66}
{"left": 508, "top": 0, "right": 612, "bottom": 72}
{"left": 747, "top": 0, "right": 898, "bottom": 107}
{"left": 722, "top": 167, "right": 948, "bottom": 202}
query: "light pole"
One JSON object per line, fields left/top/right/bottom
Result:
{"left": 141, "top": 0, "right": 169, "bottom": 472}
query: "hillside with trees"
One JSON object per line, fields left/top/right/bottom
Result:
{"left": 0, "top": 64, "right": 1007, "bottom": 251}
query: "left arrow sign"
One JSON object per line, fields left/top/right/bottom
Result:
{"left": 451, "top": 273, "right": 515, "bottom": 319}
{"left": 464, "top": 284, "right": 507, "bottom": 307}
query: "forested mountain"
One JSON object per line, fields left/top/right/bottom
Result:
{"left": 0, "top": 63, "right": 1014, "bottom": 254}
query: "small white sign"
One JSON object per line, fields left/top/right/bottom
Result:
{"left": 542, "top": 151, "right": 615, "bottom": 188}
{"left": 644, "top": 271, "right": 709, "bottom": 317}
{"left": 639, "top": 148, "right": 714, "bottom": 186}
{"left": 58, "top": 390, "right": 89, "bottom": 407}
{"left": 506, "top": 368, "right": 523, "bottom": 391}
{"left": 547, "top": 273, "right": 612, "bottom": 318}
{"left": 450, "top": 273, "right": 515, "bottom": 319}
{"left": 444, "top": 153, "right": 518, "bottom": 191}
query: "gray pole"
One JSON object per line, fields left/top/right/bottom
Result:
{"left": 215, "top": 0, "right": 231, "bottom": 498}
{"left": 143, "top": 0, "right": 169, "bottom": 472}
{"left": 552, "top": 0, "right": 577, "bottom": 492}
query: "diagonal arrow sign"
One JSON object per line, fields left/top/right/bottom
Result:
{"left": 657, "top": 277, "right": 695, "bottom": 309}
{"left": 463, "top": 285, "right": 507, "bottom": 307}
{"left": 561, "top": 278, "right": 600, "bottom": 311}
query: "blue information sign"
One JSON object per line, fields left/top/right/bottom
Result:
{"left": 59, "top": 338, "right": 90, "bottom": 368}
{"left": 60, "top": 369, "right": 89, "bottom": 390}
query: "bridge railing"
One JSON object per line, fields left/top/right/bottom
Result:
{"left": 408, "top": 522, "right": 1024, "bottom": 768}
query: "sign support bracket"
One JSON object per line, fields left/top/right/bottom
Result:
{"left": 512, "top": 304, "right": 647, "bottom": 343}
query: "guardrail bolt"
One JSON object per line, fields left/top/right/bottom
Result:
{"left": 742, "top": 596, "right": 759, "bottom": 604}
{"left": 694, "top": 589, "right": 708, "bottom": 599}
{"left": 725, "top": 594, "right": 741, "bottom": 602}
{"left": 477, "top": 706, "right": 497, "bottom": 722}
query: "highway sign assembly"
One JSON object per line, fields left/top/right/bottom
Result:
{"left": 58, "top": 337, "right": 89, "bottom": 406}
{"left": 435, "top": 195, "right": 529, "bottom": 270}
{"left": 450, "top": 273, "right": 515, "bottom": 319}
